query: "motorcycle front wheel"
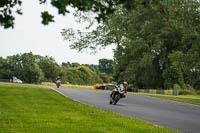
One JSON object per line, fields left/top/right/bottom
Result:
{"left": 114, "top": 94, "right": 120, "bottom": 105}
{"left": 109, "top": 100, "right": 112, "bottom": 104}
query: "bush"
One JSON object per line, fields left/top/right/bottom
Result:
{"left": 196, "top": 90, "right": 200, "bottom": 95}
{"left": 64, "top": 66, "right": 103, "bottom": 85}
{"left": 163, "top": 67, "right": 184, "bottom": 89}
{"left": 179, "top": 90, "right": 193, "bottom": 95}
{"left": 99, "top": 73, "right": 113, "bottom": 83}
{"left": 173, "top": 84, "right": 197, "bottom": 95}
{"left": 22, "top": 63, "right": 44, "bottom": 83}
{"left": 173, "top": 84, "right": 182, "bottom": 90}
{"left": 179, "top": 88, "right": 196, "bottom": 95}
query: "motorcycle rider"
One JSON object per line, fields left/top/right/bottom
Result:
{"left": 56, "top": 76, "right": 61, "bottom": 82}
{"left": 55, "top": 76, "right": 61, "bottom": 88}
{"left": 110, "top": 81, "right": 127, "bottom": 98}
{"left": 123, "top": 81, "right": 128, "bottom": 92}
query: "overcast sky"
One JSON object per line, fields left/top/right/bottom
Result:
{"left": 0, "top": 1, "right": 114, "bottom": 65}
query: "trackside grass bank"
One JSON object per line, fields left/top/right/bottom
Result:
{"left": 134, "top": 93, "right": 200, "bottom": 106}
{"left": 41, "top": 82, "right": 94, "bottom": 90}
{"left": 0, "top": 83, "right": 177, "bottom": 133}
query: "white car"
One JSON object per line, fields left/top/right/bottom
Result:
{"left": 16, "top": 79, "right": 23, "bottom": 83}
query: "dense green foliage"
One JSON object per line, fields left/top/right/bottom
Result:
{"left": 113, "top": 0, "right": 200, "bottom": 90}
{"left": 61, "top": 59, "right": 114, "bottom": 75}
{"left": 61, "top": 60, "right": 113, "bottom": 84}
{"left": 63, "top": 0, "right": 200, "bottom": 91}
{"left": 3, "top": 0, "right": 199, "bottom": 91}
{"left": 99, "top": 58, "right": 114, "bottom": 75}
{"left": 99, "top": 72, "right": 113, "bottom": 83}
{"left": 2, "top": 53, "right": 44, "bottom": 83}
{"left": 0, "top": 52, "right": 112, "bottom": 84}
{"left": 63, "top": 66, "right": 103, "bottom": 85}
{"left": 37, "top": 56, "right": 60, "bottom": 82}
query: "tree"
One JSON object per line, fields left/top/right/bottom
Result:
{"left": 116, "top": 0, "right": 200, "bottom": 89}
{"left": 37, "top": 56, "right": 61, "bottom": 82}
{"left": 22, "top": 62, "right": 44, "bottom": 83}
{"left": 5, "top": 52, "right": 44, "bottom": 83}
{"left": 83, "top": 64, "right": 99, "bottom": 73}
{"left": 64, "top": 66, "right": 103, "bottom": 85}
{"left": 61, "top": 62, "right": 72, "bottom": 68}
{"left": 63, "top": 0, "right": 200, "bottom": 90}
{"left": 99, "top": 72, "right": 113, "bottom": 83}
{"left": 99, "top": 58, "right": 113, "bottom": 75}
{"left": 62, "top": 62, "right": 100, "bottom": 73}
{"left": 1, "top": 53, "right": 112, "bottom": 84}
{"left": 0, "top": 57, "right": 13, "bottom": 79}
{"left": 61, "top": 24, "right": 119, "bottom": 53}
{"left": 0, "top": 0, "right": 137, "bottom": 29}
{"left": 71, "top": 62, "right": 80, "bottom": 68}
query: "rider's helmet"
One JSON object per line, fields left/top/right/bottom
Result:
{"left": 123, "top": 81, "right": 127, "bottom": 85}
{"left": 56, "top": 76, "right": 61, "bottom": 80}
{"left": 122, "top": 81, "right": 128, "bottom": 92}
{"left": 119, "top": 81, "right": 127, "bottom": 87}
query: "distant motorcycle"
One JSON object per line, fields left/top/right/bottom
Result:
{"left": 110, "top": 84, "right": 127, "bottom": 105}
{"left": 56, "top": 80, "right": 61, "bottom": 88}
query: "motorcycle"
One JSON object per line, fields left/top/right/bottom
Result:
{"left": 56, "top": 80, "right": 61, "bottom": 88}
{"left": 110, "top": 85, "right": 127, "bottom": 105}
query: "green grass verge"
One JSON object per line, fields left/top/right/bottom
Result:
{"left": 41, "top": 82, "right": 94, "bottom": 90}
{"left": 134, "top": 93, "right": 200, "bottom": 106}
{"left": 0, "top": 83, "right": 177, "bottom": 133}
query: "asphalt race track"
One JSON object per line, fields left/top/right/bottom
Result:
{"left": 53, "top": 88, "right": 200, "bottom": 133}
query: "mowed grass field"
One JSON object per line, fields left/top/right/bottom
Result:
{"left": 0, "top": 83, "right": 177, "bottom": 133}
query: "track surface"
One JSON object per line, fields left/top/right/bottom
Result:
{"left": 53, "top": 88, "right": 200, "bottom": 133}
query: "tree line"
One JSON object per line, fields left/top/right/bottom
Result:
{"left": 1, "top": 0, "right": 200, "bottom": 92}
{"left": 62, "top": 0, "right": 200, "bottom": 91}
{"left": 0, "top": 52, "right": 113, "bottom": 85}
